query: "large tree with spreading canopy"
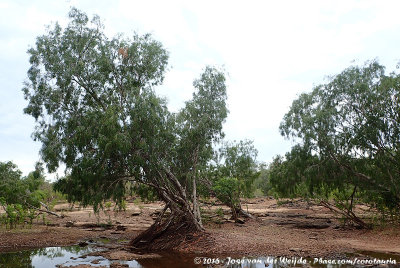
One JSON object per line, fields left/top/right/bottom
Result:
{"left": 23, "top": 8, "right": 228, "bottom": 249}
{"left": 271, "top": 61, "right": 400, "bottom": 226}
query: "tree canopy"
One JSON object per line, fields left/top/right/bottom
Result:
{"left": 217, "top": 140, "right": 258, "bottom": 197}
{"left": 0, "top": 161, "right": 55, "bottom": 228}
{"left": 0, "top": 161, "right": 45, "bottom": 208}
{"left": 211, "top": 140, "right": 258, "bottom": 220}
{"left": 271, "top": 60, "right": 400, "bottom": 223}
{"left": 23, "top": 8, "right": 228, "bottom": 247}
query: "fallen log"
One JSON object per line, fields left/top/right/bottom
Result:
{"left": 320, "top": 200, "right": 370, "bottom": 229}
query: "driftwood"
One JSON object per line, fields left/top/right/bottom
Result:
{"left": 27, "top": 202, "right": 63, "bottom": 218}
{"left": 36, "top": 208, "right": 63, "bottom": 218}
{"left": 320, "top": 200, "right": 370, "bottom": 229}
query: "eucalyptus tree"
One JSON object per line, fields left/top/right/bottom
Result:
{"left": 213, "top": 140, "right": 258, "bottom": 220}
{"left": 0, "top": 161, "right": 55, "bottom": 227}
{"left": 276, "top": 60, "right": 400, "bottom": 222}
{"left": 0, "top": 161, "right": 24, "bottom": 206}
{"left": 175, "top": 70, "right": 228, "bottom": 224}
{"left": 23, "top": 8, "right": 228, "bottom": 248}
{"left": 0, "top": 161, "right": 46, "bottom": 207}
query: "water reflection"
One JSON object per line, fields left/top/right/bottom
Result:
{"left": 0, "top": 246, "right": 399, "bottom": 268}
{"left": 0, "top": 246, "right": 124, "bottom": 268}
{"left": 0, "top": 249, "right": 34, "bottom": 268}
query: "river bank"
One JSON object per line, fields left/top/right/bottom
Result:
{"left": 0, "top": 198, "right": 399, "bottom": 261}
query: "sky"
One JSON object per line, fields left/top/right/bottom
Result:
{"left": 1, "top": 0, "right": 400, "bottom": 178}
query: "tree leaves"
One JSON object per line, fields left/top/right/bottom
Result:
{"left": 274, "top": 60, "right": 400, "bottom": 213}
{"left": 24, "top": 8, "right": 229, "bottom": 220}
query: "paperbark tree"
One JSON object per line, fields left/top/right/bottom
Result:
{"left": 23, "top": 8, "right": 227, "bottom": 249}
{"left": 213, "top": 140, "right": 258, "bottom": 220}
{"left": 273, "top": 60, "right": 400, "bottom": 224}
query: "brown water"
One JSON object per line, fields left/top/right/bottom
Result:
{"left": 0, "top": 246, "right": 399, "bottom": 268}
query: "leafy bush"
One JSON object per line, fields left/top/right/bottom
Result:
{"left": 213, "top": 177, "right": 240, "bottom": 211}
{"left": 0, "top": 161, "right": 45, "bottom": 228}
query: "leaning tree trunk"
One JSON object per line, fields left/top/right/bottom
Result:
{"left": 230, "top": 202, "right": 254, "bottom": 222}
{"left": 129, "top": 168, "right": 205, "bottom": 250}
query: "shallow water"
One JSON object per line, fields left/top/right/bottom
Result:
{"left": 0, "top": 245, "right": 399, "bottom": 268}
{"left": 0, "top": 246, "right": 139, "bottom": 268}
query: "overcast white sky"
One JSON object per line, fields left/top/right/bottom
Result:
{"left": 1, "top": 0, "right": 400, "bottom": 177}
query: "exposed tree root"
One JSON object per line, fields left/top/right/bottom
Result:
{"left": 129, "top": 204, "right": 206, "bottom": 251}
{"left": 229, "top": 206, "right": 254, "bottom": 223}
{"left": 129, "top": 218, "right": 206, "bottom": 251}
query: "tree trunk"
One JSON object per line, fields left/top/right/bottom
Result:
{"left": 192, "top": 145, "right": 202, "bottom": 226}
{"left": 320, "top": 200, "right": 370, "bottom": 229}
{"left": 193, "top": 175, "right": 202, "bottom": 226}
{"left": 229, "top": 200, "right": 253, "bottom": 222}
{"left": 129, "top": 199, "right": 204, "bottom": 250}
{"left": 348, "top": 186, "right": 357, "bottom": 214}
{"left": 129, "top": 169, "right": 205, "bottom": 250}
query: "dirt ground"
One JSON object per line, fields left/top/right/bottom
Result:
{"left": 0, "top": 197, "right": 399, "bottom": 260}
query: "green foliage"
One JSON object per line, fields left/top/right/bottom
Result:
{"left": 268, "top": 148, "right": 323, "bottom": 199}
{"left": 215, "top": 207, "right": 224, "bottom": 217}
{"left": 252, "top": 163, "right": 272, "bottom": 196}
{"left": 207, "top": 140, "right": 258, "bottom": 218}
{"left": 0, "top": 204, "right": 37, "bottom": 229}
{"left": 212, "top": 177, "right": 240, "bottom": 209}
{"left": 25, "top": 8, "right": 229, "bottom": 230}
{"left": 0, "top": 161, "right": 24, "bottom": 205}
{"left": 131, "top": 183, "right": 158, "bottom": 202}
{"left": 0, "top": 161, "right": 46, "bottom": 228}
{"left": 26, "top": 209, "right": 37, "bottom": 225}
{"left": 174, "top": 65, "right": 228, "bottom": 215}
{"left": 216, "top": 140, "right": 259, "bottom": 197}
{"left": 25, "top": 7, "right": 170, "bottom": 210}
{"left": 104, "top": 201, "right": 112, "bottom": 211}
{"left": 272, "top": 60, "right": 400, "bottom": 219}
{"left": 115, "top": 199, "right": 127, "bottom": 212}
